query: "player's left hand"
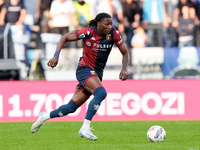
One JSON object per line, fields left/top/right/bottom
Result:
{"left": 119, "top": 69, "right": 128, "bottom": 81}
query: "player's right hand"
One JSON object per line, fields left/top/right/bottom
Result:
{"left": 47, "top": 56, "right": 59, "bottom": 68}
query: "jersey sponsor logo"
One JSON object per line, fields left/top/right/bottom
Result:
{"left": 90, "top": 71, "right": 96, "bottom": 75}
{"left": 93, "top": 43, "right": 112, "bottom": 48}
{"left": 86, "top": 42, "right": 91, "bottom": 46}
{"left": 92, "top": 43, "right": 112, "bottom": 51}
{"left": 106, "top": 34, "right": 111, "bottom": 40}
{"left": 79, "top": 33, "right": 85, "bottom": 39}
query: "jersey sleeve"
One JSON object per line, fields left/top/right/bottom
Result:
{"left": 113, "top": 27, "right": 124, "bottom": 47}
{"left": 76, "top": 27, "right": 91, "bottom": 40}
{"left": 3, "top": 3, "right": 8, "bottom": 9}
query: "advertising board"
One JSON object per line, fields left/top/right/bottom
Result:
{"left": 0, "top": 80, "right": 199, "bottom": 122}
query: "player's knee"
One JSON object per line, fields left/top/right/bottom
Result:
{"left": 93, "top": 87, "right": 107, "bottom": 100}
{"left": 101, "top": 87, "right": 107, "bottom": 99}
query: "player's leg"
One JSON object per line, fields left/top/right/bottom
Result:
{"left": 31, "top": 88, "right": 88, "bottom": 133}
{"left": 83, "top": 76, "right": 107, "bottom": 123}
{"left": 49, "top": 88, "right": 89, "bottom": 118}
{"left": 79, "top": 76, "right": 107, "bottom": 140}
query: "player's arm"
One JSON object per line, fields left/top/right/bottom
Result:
{"left": 118, "top": 43, "right": 130, "bottom": 81}
{"left": 47, "top": 30, "right": 77, "bottom": 68}
{"left": 55, "top": 30, "right": 77, "bottom": 51}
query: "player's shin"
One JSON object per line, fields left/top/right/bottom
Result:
{"left": 50, "top": 99, "right": 79, "bottom": 118}
{"left": 79, "top": 87, "right": 107, "bottom": 140}
{"left": 85, "top": 87, "right": 107, "bottom": 121}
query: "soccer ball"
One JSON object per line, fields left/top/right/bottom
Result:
{"left": 147, "top": 125, "right": 166, "bottom": 142}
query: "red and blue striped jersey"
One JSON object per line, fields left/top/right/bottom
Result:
{"left": 76, "top": 26, "right": 124, "bottom": 75}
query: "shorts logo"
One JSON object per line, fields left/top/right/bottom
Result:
{"left": 106, "top": 34, "right": 111, "bottom": 40}
{"left": 79, "top": 33, "right": 85, "bottom": 39}
{"left": 90, "top": 71, "right": 96, "bottom": 75}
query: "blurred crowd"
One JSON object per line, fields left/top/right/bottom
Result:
{"left": 0, "top": 0, "right": 200, "bottom": 80}
{"left": 0, "top": 0, "right": 200, "bottom": 49}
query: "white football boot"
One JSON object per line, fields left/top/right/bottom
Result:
{"left": 31, "top": 112, "right": 46, "bottom": 133}
{"left": 78, "top": 127, "right": 98, "bottom": 141}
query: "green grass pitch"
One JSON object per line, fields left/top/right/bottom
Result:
{"left": 0, "top": 121, "right": 199, "bottom": 150}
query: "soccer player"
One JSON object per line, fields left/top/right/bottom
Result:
{"left": 31, "top": 12, "right": 130, "bottom": 141}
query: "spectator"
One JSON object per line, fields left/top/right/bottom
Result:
{"left": 131, "top": 25, "right": 150, "bottom": 48}
{"left": 142, "top": 0, "right": 169, "bottom": 47}
{"left": 142, "top": 0, "right": 165, "bottom": 25}
{"left": 0, "top": 0, "right": 26, "bottom": 25}
{"left": 109, "top": 0, "right": 124, "bottom": 34}
{"left": 176, "top": 5, "right": 195, "bottom": 47}
{"left": 23, "top": 0, "right": 37, "bottom": 25}
{"left": 165, "top": 0, "right": 179, "bottom": 23}
{"left": 95, "top": 0, "right": 112, "bottom": 15}
{"left": 35, "top": 0, "right": 53, "bottom": 33}
{"left": 84, "top": 0, "right": 98, "bottom": 18}
{"left": 23, "top": 0, "right": 37, "bottom": 39}
{"left": 172, "top": 0, "right": 195, "bottom": 27}
{"left": 192, "top": 0, "right": 200, "bottom": 25}
{"left": 73, "top": 0, "right": 92, "bottom": 28}
{"left": 164, "top": 0, "right": 179, "bottom": 47}
{"left": 49, "top": 0, "right": 78, "bottom": 36}
{"left": 122, "top": 0, "right": 142, "bottom": 48}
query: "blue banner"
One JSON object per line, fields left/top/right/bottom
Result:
{"left": 162, "top": 47, "right": 200, "bottom": 79}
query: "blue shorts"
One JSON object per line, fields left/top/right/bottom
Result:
{"left": 76, "top": 65, "right": 102, "bottom": 98}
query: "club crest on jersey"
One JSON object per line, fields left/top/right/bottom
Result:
{"left": 106, "top": 34, "right": 111, "bottom": 40}
{"left": 79, "top": 33, "right": 85, "bottom": 39}
{"left": 90, "top": 71, "right": 96, "bottom": 75}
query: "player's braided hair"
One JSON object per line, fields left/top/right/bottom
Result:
{"left": 88, "top": 13, "right": 111, "bottom": 27}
